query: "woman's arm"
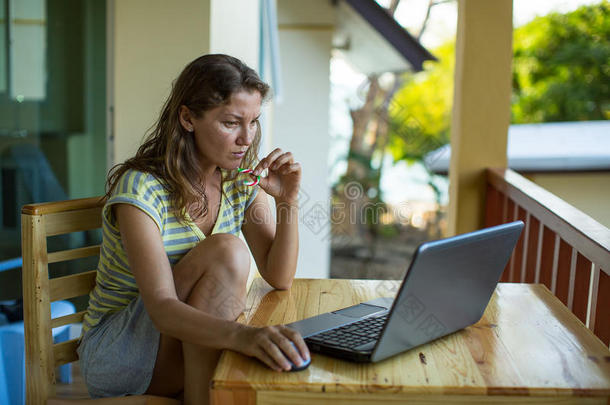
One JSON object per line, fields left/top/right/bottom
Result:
{"left": 242, "top": 190, "right": 298, "bottom": 289}
{"left": 116, "top": 203, "right": 309, "bottom": 371}
{"left": 241, "top": 148, "right": 301, "bottom": 290}
{"left": 115, "top": 204, "right": 239, "bottom": 348}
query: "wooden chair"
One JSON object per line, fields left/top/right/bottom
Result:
{"left": 22, "top": 197, "right": 179, "bottom": 405}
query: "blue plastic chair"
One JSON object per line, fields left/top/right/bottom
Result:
{"left": 0, "top": 333, "right": 8, "bottom": 405}
{"left": 0, "top": 257, "right": 22, "bottom": 273}
{"left": 0, "top": 300, "right": 75, "bottom": 405}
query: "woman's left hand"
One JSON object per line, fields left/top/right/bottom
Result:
{"left": 252, "top": 148, "right": 301, "bottom": 204}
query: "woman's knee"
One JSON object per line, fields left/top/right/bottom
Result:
{"left": 183, "top": 234, "right": 250, "bottom": 318}
{"left": 174, "top": 234, "right": 250, "bottom": 296}
{"left": 202, "top": 233, "right": 251, "bottom": 283}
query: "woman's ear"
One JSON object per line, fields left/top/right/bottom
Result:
{"left": 178, "top": 105, "right": 194, "bottom": 133}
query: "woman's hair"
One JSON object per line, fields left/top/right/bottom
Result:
{"left": 105, "top": 54, "right": 270, "bottom": 222}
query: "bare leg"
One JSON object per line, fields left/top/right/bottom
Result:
{"left": 181, "top": 235, "right": 250, "bottom": 405}
{"left": 144, "top": 233, "right": 250, "bottom": 404}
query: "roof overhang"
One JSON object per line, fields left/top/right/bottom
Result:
{"left": 333, "top": 0, "right": 436, "bottom": 74}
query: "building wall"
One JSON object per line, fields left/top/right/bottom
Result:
{"left": 111, "top": 0, "right": 265, "bottom": 287}
{"left": 210, "top": 0, "right": 259, "bottom": 68}
{"left": 111, "top": 0, "right": 212, "bottom": 165}
{"left": 527, "top": 172, "right": 610, "bottom": 229}
{"left": 110, "top": 0, "right": 260, "bottom": 166}
{"left": 111, "top": 0, "right": 335, "bottom": 279}
{"left": 274, "top": 0, "right": 335, "bottom": 278}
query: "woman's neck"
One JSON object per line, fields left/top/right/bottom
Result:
{"left": 201, "top": 165, "right": 221, "bottom": 184}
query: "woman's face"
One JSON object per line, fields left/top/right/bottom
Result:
{"left": 182, "top": 90, "right": 262, "bottom": 173}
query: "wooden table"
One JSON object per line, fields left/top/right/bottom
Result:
{"left": 211, "top": 279, "right": 610, "bottom": 404}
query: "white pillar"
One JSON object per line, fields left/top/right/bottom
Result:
{"left": 273, "top": 0, "right": 336, "bottom": 278}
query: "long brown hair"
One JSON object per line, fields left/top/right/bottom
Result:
{"left": 105, "top": 54, "right": 270, "bottom": 222}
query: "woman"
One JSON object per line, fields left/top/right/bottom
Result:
{"left": 77, "top": 54, "right": 309, "bottom": 404}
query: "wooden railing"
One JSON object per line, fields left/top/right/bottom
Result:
{"left": 485, "top": 168, "right": 610, "bottom": 347}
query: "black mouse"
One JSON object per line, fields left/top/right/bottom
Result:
{"left": 284, "top": 342, "right": 311, "bottom": 372}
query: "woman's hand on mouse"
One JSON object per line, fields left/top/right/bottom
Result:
{"left": 252, "top": 148, "right": 301, "bottom": 204}
{"left": 231, "top": 323, "right": 310, "bottom": 371}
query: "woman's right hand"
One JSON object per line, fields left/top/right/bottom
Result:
{"left": 232, "top": 324, "right": 310, "bottom": 372}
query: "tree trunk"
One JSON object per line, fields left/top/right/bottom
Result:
{"left": 345, "top": 76, "right": 380, "bottom": 181}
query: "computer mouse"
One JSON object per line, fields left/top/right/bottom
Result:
{"left": 284, "top": 342, "right": 311, "bottom": 372}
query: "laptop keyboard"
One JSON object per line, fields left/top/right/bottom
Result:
{"left": 306, "top": 314, "right": 388, "bottom": 350}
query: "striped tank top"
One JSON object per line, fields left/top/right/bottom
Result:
{"left": 82, "top": 168, "right": 257, "bottom": 333}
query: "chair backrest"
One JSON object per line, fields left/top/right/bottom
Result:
{"left": 21, "top": 197, "right": 105, "bottom": 405}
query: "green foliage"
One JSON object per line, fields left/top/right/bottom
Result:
{"left": 512, "top": 1, "right": 610, "bottom": 122}
{"left": 387, "top": 41, "right": 454, "bottom": 163}
{"left": 385, "top": 1, "right": 609, "bottom": 169}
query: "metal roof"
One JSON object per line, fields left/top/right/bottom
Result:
{"left": 425, "top": 121, "right": 610, "bottom": 174}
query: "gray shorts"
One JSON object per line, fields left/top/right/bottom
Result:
{"left": 76, "top": 295, "right": 161, "bottom": 398}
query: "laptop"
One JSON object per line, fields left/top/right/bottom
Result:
{"left": 286, "top": 221, "right": 524, "bottom": 363}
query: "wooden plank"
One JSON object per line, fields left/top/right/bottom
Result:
{"left": 538, "top": 226, "right": 556, "bottom": 291}
{"left": 588, "top": 265, "right": 600, "bottom": 330}
{"left": 524, "top": 215, "right": 540, "bottom": 283}
{"left": 512, "top": 206, "right": 527, "bottom": 282}
{"left": 551, "top": 235, "right": 561, "bottom": 294}
{"left": 519, "top": 212, "right": 531, "bottom": 282}
{"left": 50, "top": 311, "right": 85, "bottom": 329}
{"left": 213, "top": 280, "right": 610, "bottom": 399}
{"left": 484, "top": 185, "right": 503, "bottom": 227}
{"left": 47, "top": 245, "right": 100, "bottom": 264}
{"left": 555, "top": 239, "right": 573, "bottom": 307}
{"left": 487, "top": 168, "right": 610, "bottom": 271}
{"left": 534, "top": 220, "right": 544, "bottom": 283}
{"left": 505, "top": 199, "right": 517, "bottom": 282}
{"left": 572, "top": 253, "right": 593, "bottom": 324}
{"left": 501, "top": 193, "right": 508, "bottom": 223}
{"left": 210, "top": 388, "right": 256, "bottom": 405}
{"left": 593, "top": 269, "right": 610, "bottom": 346}
{"left": 257, "top": 391, "right": 607, "bottom": 405}
{"left": 516, "top": 284, "right": 610, "bottom": 394}
{"left": 22, "top": 196, "right": 105, "bottom": 215}
{"left": 21, "top": 214, "right": 55, "bottom": 403}
{"left": 44, "top": 206, "right": 103, "bottom": 236}
{"left": 49, "top": 271, "right": 97, "bottom": 302}
{"left": 568, "top": 249, "right": 578, "bottom": 310}
{"left": 53, "top": 339, "right": 79, "bottom": 367}
{"left": 497, "top": 191, "right": 510, "bottom": 282}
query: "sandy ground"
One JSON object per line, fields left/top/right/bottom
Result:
{"left": 329, "top": 225, "right": 434, "bottom": 280}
